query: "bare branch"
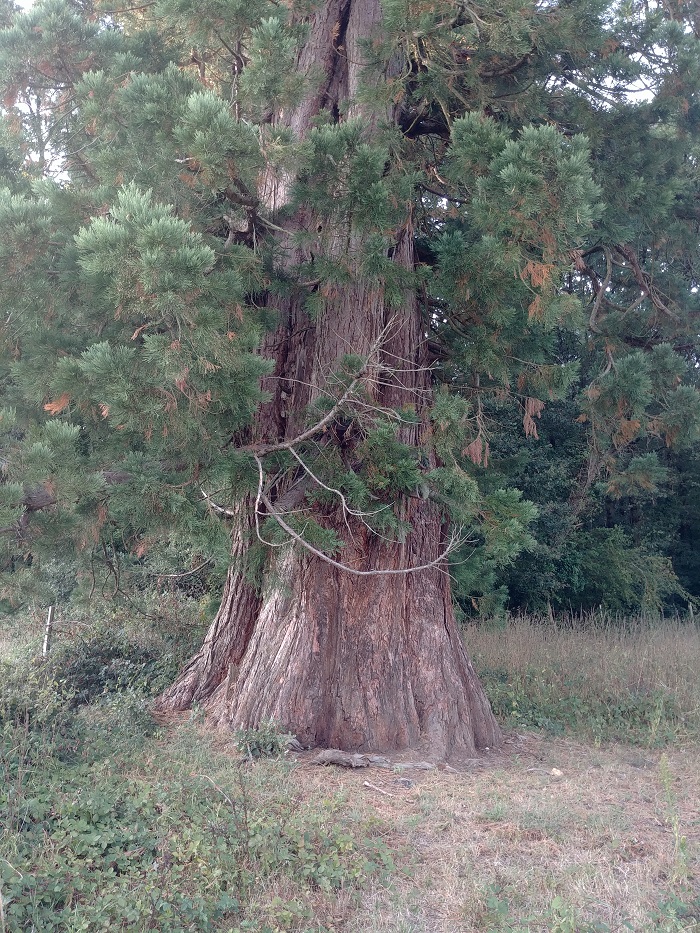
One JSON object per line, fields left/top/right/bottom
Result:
{"left": 588, "top": 247, "right": 612, "bottom": 334}
{"left": 201, "top": 488, "right": 237, "bottom": 517}
{"left": 287, "top": 446, "right": 388, "bottom": 521}
{"left": 286, "top": 446, "right": 399, "bottom": 546}
{"left": 615, "top": 245, "right": 681, "bottom": 324}
{"left": 99, "top": 1, "right": 156, "bottom": 12}
{"left": 574, "top": 245, "right": 673, "bottom": 333}
{"left": 157, "top": 559, "right": 213, "bottom": 580}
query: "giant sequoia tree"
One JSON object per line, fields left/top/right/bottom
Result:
{"left": 0, "top": 0, "right": 699, "bottom": 755}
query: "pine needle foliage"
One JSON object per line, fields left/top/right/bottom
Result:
{"left": 0, "top": 0, "right": 698, "bottom": 611}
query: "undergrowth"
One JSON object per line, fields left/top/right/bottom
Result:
{"left": 478, "top": 667, "right": 686, "bottom": 745}
{"left": 2, "top": 604, "right": 698, "bottom": 931}
{"left": 0, "top": 610, "right": 394, "bottom": 932}
{"left": 1, "top": 726, "right": 394, "bottom": 931}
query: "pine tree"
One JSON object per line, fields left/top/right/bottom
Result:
{"left": 0, "top": 0, "right": 698, "bottom": 754}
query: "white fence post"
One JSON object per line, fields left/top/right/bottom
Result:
{"left": 42, "top": 605, "right": 55, "bottom": 658}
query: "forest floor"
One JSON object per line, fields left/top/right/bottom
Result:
{"left": 2, "top": 608, "right": 699, "bottom": 931}
{"left": 280, "top": 732, "right": 700, "bottom": 932}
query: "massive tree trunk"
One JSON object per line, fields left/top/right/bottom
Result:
{"left": 156, "top": 0, "right": 502, "bottom": 757}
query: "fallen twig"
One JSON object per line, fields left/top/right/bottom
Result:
{"left": 363, "top": 781, "right": 395, "bottom": 797}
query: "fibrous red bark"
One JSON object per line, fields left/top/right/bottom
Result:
{"left": 156, "top": 0, "right": 502, "bottom": 758}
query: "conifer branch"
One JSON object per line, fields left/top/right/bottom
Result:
{"left": 253, "top": 453, "right": 459, "bottom": 576}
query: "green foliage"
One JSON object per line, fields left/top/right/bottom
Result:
{"left": 477, "top": 392, "right": 699, "bottom": 614}
{"left": 0, "top": 749, "right": 393, "bottom": 931}
{"left": 357, "top": 424, "right": 421, "bottom": 497}
{"left": 564, "top": 529, "right": 687, "bottom": 614}
{"left": 0, "top": 651, "right": 74, "bottom": 741}
{"left": 472, "top": 891, "right": 615, "bottom": 933}
{"left": 239, "top": 16, "right": 305, "bottom": 114}
{"left": 234, "top": 718, "right": 294, "bottom": 759}
{"left": 651, "top": 890, "right": 700, "bottom": 931}
{"left": 295, "top": 121, "right": 413, "bottom": 234}
{"left": 450, "top": 487, "right": 538, "bottom": 618}
{"left": 0, "top": 622, "right": 395, "bottom": 933}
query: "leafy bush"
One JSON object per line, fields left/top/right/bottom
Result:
{"left": 652, "top": 889, "right": 700, "bottom": 930}
{"left": 234, "top": 718, "right": 295, "bottom": 759}
{"left": 45, "top": 628, "right": 181, "bottom": 706}
{"left": 0, "top": 620, "right": 395, "bottom": 933}
{"left": 0, "top": 735, "right": 394, "bottom": 932}
{"left": 0, "top": 651, "right": 82, "bottom": 781}
{"left": 0, "top": 652, "right": 68, "bottom": 728}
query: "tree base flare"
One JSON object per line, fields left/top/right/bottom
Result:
{"left": 159, "top": 538, "right": 502, "bottom": 760}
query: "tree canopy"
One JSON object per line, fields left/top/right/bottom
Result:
{"left": 0, "top": 0, "right": 699, "bottom": 618}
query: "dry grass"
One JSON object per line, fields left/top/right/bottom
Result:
{"left": 0, "top": 606, "right": 44, "bottom": 657}
{"left": 465, "top": 614, "right": 700, "bottom": 725}
{"left": 268, "top": 615, "right": 700, "bottom": 931}
{"left": 288, "top": 734, "right": 699, "bottom": 932}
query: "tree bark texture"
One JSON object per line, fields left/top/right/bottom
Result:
{"left": 156, "top": 0, "right": 502, "bottom": 757}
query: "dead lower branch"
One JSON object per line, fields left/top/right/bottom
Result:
{"left": 588, "top": 246, "right": 612, "bottom": 334}
{"left": 572, "top": 244, "right": 682, "bottom": 334}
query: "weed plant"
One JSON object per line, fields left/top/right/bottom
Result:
{"left": 235, "top": 719, "right": 296, "bottom": 759}
{"left": 1, "top": 733, "right": 394, "bottom": 931}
